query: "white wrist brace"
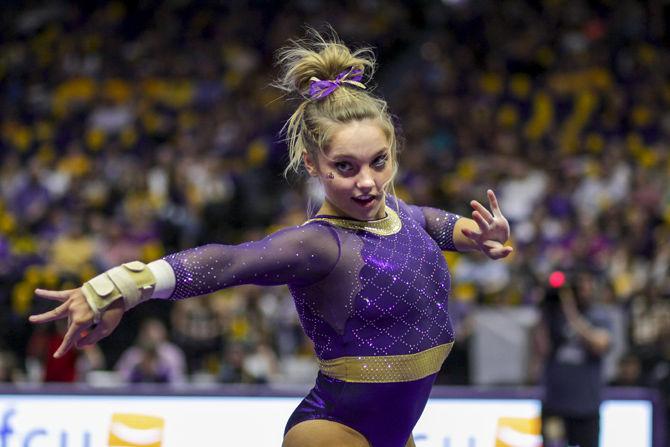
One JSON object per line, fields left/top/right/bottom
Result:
{"left": 81, "top": 261, "right": 157, "bottom": 323}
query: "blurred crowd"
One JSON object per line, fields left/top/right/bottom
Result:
{"left": 1, "top": 0, "right": 669, "bottom": 408}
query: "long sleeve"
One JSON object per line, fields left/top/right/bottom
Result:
{"left": 160, "top": 223, "right": 341, "bottom": 300}
{"left": 403, "top": 202, "right": 461, "bottom": 252}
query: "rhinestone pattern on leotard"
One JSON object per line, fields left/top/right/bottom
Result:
{"left": 289, "top": 199, "right": 460, "bottom": 360}
{"left": 348, "top": 201, "right": 456, "bottom": 356}
{"left": 161, "top": 197, "right": 462, "bottom": 371}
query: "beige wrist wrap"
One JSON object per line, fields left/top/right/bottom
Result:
{"left": 81, "top": 261, "right": 157, "bottom": 323}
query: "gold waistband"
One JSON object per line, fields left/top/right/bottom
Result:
{"left": 318, "top": 342, "right": 454, "bottom": 383}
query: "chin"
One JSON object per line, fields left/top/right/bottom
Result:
{"left": 350, "top": 202, "right": 385, "bottom": 221}
{"left": 326, "top": 194, "right": 386, "bottom": 221}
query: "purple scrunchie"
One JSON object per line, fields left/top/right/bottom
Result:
{"left": 308, "top": 67, "right": 364, "bottom": 100}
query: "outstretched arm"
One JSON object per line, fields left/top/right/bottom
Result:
{"left": 29, "top": 223, "right": 340, "bottom": 357}
{"left": 408, "top": 189, "right": 512, "bottom": 259}
{"left": 162, "top": 224, "right": 339, "bottom": 299}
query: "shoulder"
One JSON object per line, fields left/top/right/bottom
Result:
{"left": 385, "top": 195, "right": 425, "bottom": 226}
{"left": 266, "top": 221, "right": 341, "bottom": 259}
{"left": 263, "top": 220, "right": 339, "bottom": 244}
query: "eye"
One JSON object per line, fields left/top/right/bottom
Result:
{"left": 335, "top": 161, "right": 353, "bottom": 173}
{"left": 373, "top": 154, "right": 388, "bottom": 168}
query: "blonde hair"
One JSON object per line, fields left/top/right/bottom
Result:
{"left": 275, "top": 28, "right": 399, "bottom": 195}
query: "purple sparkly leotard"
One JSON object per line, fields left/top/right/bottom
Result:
{"left": 162, "top": 197, "right": 460, "bottom": 447}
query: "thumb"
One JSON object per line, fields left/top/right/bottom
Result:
{"left": 490, "top": 246, "right": 514, "bottom": 259}
{"left": 461, "top": 227, "right": 480, "bottom": 240}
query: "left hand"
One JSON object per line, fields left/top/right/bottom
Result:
{"left": 461, "top": 189, "right": 513, "bottom": 260}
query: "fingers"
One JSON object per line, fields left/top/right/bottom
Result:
{"left": 54, "top": 321, "right": 87, "bottom": 358}
{"left": 29, "top": 301, "right": 69, "bottom": 324}
{"left": 471, "top": 210, "right": 491, "bottom": 232}
{"left": 77, "top": 301, "right": 123, "bottom": 348}
{"left": 34, "top": 288, "right": 75, "bottom": 302}
{"left": 29, "top": 287, "right": 99, "bottom": 357}
{"left": 470, "top": 200, "right": 494, "bottom": 224}
{"left": 486, "top": 189, "right": 502, "bottom": 215}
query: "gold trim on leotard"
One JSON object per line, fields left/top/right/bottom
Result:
{"left": 317, "top": 342, "right": 454, "bottom": 383}
{"left": 304, "top": 206, "right": 402, "bottom": 236}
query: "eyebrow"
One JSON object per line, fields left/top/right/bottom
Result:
{"left": 329, "top": 148, "right": 388, "bottom": 161}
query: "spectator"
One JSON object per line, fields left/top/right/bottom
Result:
{"left": 611, "top": 352, "right": 643, "bottom": 387}
{"left": 0, "top": 350, "right": 21, "bottom": 383}
{"left": 534, "top": 271, "right": 613, "bottom": 447}
{"left": 25, "top": 320, "right": 103, "bottom": 382}
{"left": 115, "top": 318, "right": 186, "bottom": 384}
{"left": 218, "top": 342, "right": 254, "bottom": 384}
{"left": 170, "top": 297, "right": 221, "bottom": 374}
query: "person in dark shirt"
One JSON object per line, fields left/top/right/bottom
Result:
{"left": 533, "top": 271, "right": 612, "bottom": 447}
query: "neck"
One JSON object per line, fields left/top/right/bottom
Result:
{"left": 316, "top": 200, "right": 343, "bottom": 218}
{"left": 317, "top": 197, "right": 387, "bottom": 221}
{"left": 317, "top": 199, "right": 353, "bottom": 218}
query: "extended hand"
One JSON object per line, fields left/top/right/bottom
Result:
{"left": 29, "top": 288, "right": 124, "bottom": 358}
{"left": 461, "top": 189, "right": 513, "bottom": 260}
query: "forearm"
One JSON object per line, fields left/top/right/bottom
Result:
{"left": 80, "top": 248, "right": 236, "bottom": 319}
{"left": 417, "top": 205, "right": 461, "bottom": 251}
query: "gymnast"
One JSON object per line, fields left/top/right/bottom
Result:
{"left": 30, "top": 30, "right": 513, "bottom": 447}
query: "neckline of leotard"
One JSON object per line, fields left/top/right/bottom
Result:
{"left": 305, "top": 206, "right": 402, "bottom": 236}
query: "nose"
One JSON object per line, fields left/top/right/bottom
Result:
{"left": 356, "top": 167, "right": 375, "bottom": 192}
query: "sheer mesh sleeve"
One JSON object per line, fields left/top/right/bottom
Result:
{"left": 402, "top": 201, "right": 461, "bottom": 252}
{"left": 162, "top": 223, "right": 340, "bottom": 300}
{"left": 420, "top": 207, "right": 461, "bottom": 251}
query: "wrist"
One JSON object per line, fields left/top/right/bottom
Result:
{"left": 147, "top": 259, "right": 176, "bottom": 299}
{"left": 81, "top": 261, "right": 157, "bottom": 322}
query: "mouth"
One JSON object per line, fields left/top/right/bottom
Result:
{"left": 351, "top": 194, "right": 378, "bottom": 208}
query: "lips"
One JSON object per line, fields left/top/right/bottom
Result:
{"left": 352, "top": 194, "right": 377, "bottom": 206}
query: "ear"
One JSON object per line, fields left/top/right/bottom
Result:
{"left": 303, "top": 152, "right": 319, "bottom": 177}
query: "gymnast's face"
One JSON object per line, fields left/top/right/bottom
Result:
{"left": 304, "top": 119, "right": 393, "bottom": 221}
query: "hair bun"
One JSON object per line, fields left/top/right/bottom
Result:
{"left": 275, "top": 28, "right": 376, "bottom": 98}
{"left": 276, "top": 28, "right": 397, "bottom": 181}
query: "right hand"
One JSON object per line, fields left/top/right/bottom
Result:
{"left": 29, "top": 288, "right": 125, "bottom": 358}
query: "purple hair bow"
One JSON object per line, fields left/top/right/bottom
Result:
{"left": 308, "top": 67, "right": 366, "bottom": 100}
